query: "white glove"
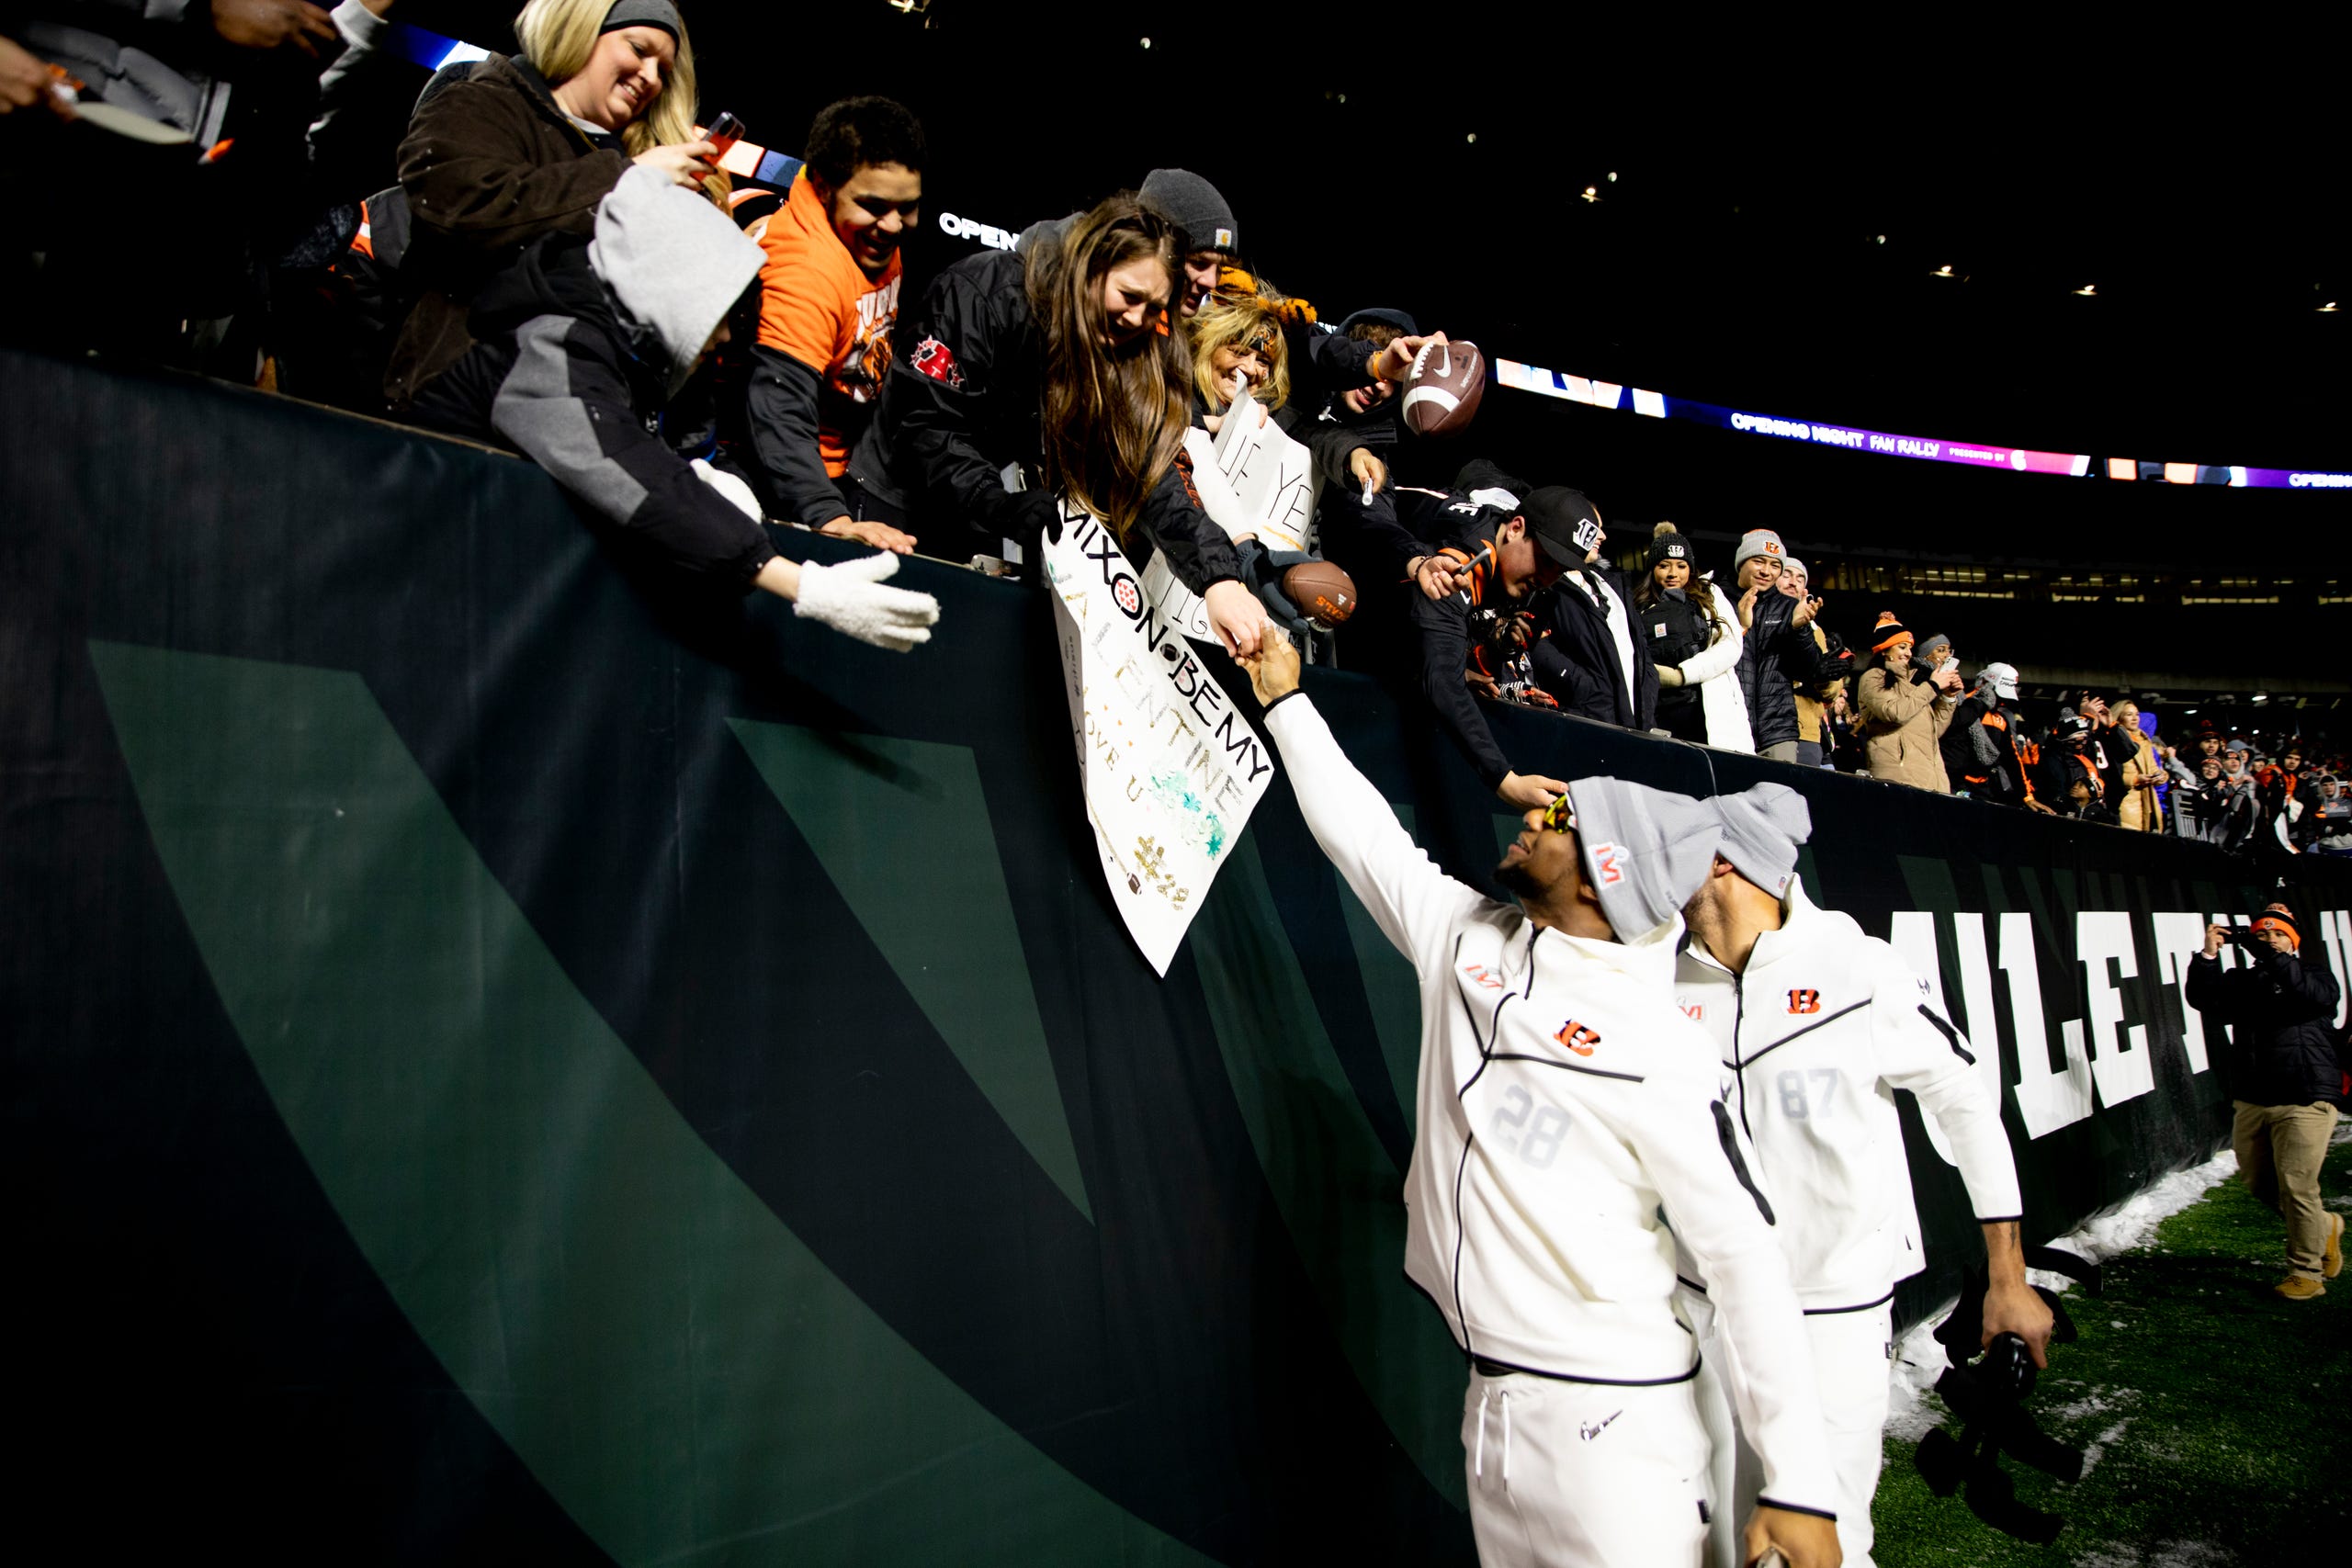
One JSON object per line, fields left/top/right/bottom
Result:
{"left": 793, "top": 552, "right": 940, "bottom": 652}
{"left": 691, "top": 457, "right": 763, "bottom": 521}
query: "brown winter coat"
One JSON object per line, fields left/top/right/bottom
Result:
{"left": 1856, "top": 664, "right": 1957, "bottom": 792}
{"left": 385, "top": 54, "right": 632, "bottom": 411}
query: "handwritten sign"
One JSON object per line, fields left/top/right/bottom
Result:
{"left": 1044, "top": 502, "right": 1275, "bottom": 976}
{"left": 1188, "top": 386, "right": 1318, "bottom": 553}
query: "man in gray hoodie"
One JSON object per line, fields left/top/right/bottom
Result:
{"left": 410, "top": 164, "right": 938, "bottom": 650}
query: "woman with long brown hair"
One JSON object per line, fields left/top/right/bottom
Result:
{"left": 858, "top": 191, "right": 1268, "bottom": 655}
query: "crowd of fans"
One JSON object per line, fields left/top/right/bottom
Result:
{"left": 6, "top": 0, "right": 2339, "bottom": 854}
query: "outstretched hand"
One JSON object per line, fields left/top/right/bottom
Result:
{"left": 1496, "top": 771, "right": 1567, "bottom": 811}
{"left": 790, "top": 552, "right": 940, "bottom": 651}
{"left": 1238, "top": 626, "right": 1301, "bottom": 706}
{"left": 1203, "top": 579, "right": 1268, "bottom": 658}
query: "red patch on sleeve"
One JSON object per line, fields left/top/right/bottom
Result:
{"left": 909, "top": 336, "right": 964, "bottom": 389}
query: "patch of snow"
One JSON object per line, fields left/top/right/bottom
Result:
{"left": 1887, "top": 1149, "right": 2235, "bottom": 1443}
{"left": 2078, "top": 1416, "right": 2131, "bottom": 1475}
{"left": 1883, "top": 1311, "right": 1954, "bottom": 1442}
{"left": 2044, "top": 1390, "right": 2131, "bottom": 1423}
{"left": 2036, "top": 1147, "right": 2241, "bottom": 1283}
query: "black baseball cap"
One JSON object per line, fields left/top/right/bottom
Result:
{"left": 1520, "top": 487, "right": 1602, "bottom": 567}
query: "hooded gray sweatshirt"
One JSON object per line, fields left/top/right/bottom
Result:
{"left": 590, "top": 164, "right": 765, "bottom": 399}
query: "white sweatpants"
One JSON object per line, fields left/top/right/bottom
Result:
{"left": 1681, "top": 1288, "right": 1892, "bottom": 1568}
{"left": 1461, "top": 1365, "right": 1713, "bottom": 1567}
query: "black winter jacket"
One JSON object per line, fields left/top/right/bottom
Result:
{"left": 1639, "top": 586, "right": 1713, "bottom": 729}
{"left": 1736, "top": 590, "right": 1820, "bottom": 750}
{"left": 2186, "top": 947, "right": 2345, "bottom": 1106}
{"left": 849, "top": 248, "right": 1240, "bottom": 590}
{"left": 1532, "top": 566, "right": 1657, "bottom": 730}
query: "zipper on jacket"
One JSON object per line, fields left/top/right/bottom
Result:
{"left": 1732, "top": 977, "right": 1755, "bottom": 1151}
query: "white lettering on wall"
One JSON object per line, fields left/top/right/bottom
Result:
{"left": 2077, "top": 912, "right": 2154, "bottom": 1107}
{"left": 2151, "top": 912, "right": 2214, "bottom": 1074}
{"left": 2004, "top": 912, "right": 2093, "bottom": 1138}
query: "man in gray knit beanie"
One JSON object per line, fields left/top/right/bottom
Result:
{"left": 1138, "top": 168, "right": 1238, "bottom": 319}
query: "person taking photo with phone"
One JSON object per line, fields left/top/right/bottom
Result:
{"left": 2187, "top": 908, "right": 2346, "bottom": 1300}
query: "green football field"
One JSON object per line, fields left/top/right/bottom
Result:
{"left": 1875, "top": 1128, "right": 2351, "bottom": 1565}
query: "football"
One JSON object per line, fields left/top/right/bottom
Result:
{"left": 1282, "top": 559, "right": 1359, "bottom": 627}
{"left": 1401, "top": 339, "right": 1486, "bottom": 437}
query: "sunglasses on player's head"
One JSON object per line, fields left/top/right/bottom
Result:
{"left": 1542, "top": 793, "right": 1577, "bottom": 833}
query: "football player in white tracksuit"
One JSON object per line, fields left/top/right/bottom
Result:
{"left": 1674, "top": 784, "right": 2053, "bottom": 1568}
{"left": 1238, "top": 635, "right": 1843, "bottom": 1568}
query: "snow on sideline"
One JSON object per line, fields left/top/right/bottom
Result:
{"left": 1885, "top": 1145, "right": 2239, "bottom": 1442}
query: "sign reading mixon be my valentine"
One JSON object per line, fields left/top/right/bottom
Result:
{"left": 1043, "top": 501, "right": 1275, "bottom": 976}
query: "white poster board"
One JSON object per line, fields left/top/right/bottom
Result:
{"left": 1188, "top": 387, "right": 1319, "bottom": 553}
{"left": 1043, "top": 501, "right": 1275, "bottom": 976}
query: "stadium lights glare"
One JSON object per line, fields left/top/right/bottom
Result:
{"left": 1466, "top": 133, "right": 1477, "bottom": 143}
{"left": 2323, "top": 301, "right": 2341, "bottom": 313}
{"left": 1607, "top": 172, "right": 1618, "bottom": 182}
{"left": 1875, "top": 234, "right": 1886, "bottom": 244}
{"left": 2074, "top": 284, "right": 2098, "bottom": 296}
{"left": 1933, "top": 265, "right": 1955, "bottom": 277}
{"left": 2252, "top": 693, "right": 2270, "bottom": 705}
{"left": 1581, "top": 186, "right": 1599, "bottom": 201}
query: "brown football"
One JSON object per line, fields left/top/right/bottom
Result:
{"left": 1282, "top": 559, "right": 1358, "bottom": 627}
{"left": 1401, "top": 339, "right": 1486, "bottom": 436}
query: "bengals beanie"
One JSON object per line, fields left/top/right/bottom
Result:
{"left": 1870, "top": 611, "right": 1914, "bottom": 653}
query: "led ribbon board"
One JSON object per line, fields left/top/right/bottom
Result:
{"left": 1496, "top": 358, "right": 2351, "bottom": 490}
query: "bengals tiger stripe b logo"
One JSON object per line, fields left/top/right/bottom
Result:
{"left": 1555, "top": 1020, "right": 1601, "bottom": 1056}
{"left": 1788, "top": 988, "right": 1822, "bottom": 1014}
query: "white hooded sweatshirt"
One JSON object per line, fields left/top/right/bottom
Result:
{"left": 1674, "top": 876, "right": 2023, "bottom": 1313}
{"left": 1261, "top": 694, "right": 1839, "bottom": 1519}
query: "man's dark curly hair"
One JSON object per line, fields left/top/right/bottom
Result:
{"left": 806, "top": 96, "right": 926, "bottom": 187}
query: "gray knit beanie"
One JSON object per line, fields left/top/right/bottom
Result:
{"left": 1139, "top": 168, "right": 1238, "bottom": 254}
{"left": 1714, "top": 783, "right": 1814, "bottom": 898}
{"left": 599, "top": 0, "right": 683, "bottom": 39}
{"left": 1566, "top": 777, "right": 1724, "bottom": 941}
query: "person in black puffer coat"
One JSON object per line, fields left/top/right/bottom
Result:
{"left": 2186, "top": 906, "right": 2346, "bottom": 1298}
{"left": 1726, "top": 527, "right": 1823, "bottom": 762}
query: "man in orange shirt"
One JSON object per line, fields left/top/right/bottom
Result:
{"left": 743, "top": 96, "right": 925, "bottom": 553}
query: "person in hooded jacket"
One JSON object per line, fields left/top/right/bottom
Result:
{"left": 1727, "top": 529, "right": 1823, "bottom": 762}
{"left": 849, "top": 190, "right": 1267, "bottom": 655}
{"left": 407, "top": 164, "right": 939, "bottom": 651}
{"left": 1635, "top": 525, "right": 1751, "bottom": 750}
{"left": 387, "top": 0, "right": 725, "bottom": 412}
{"left": 2188, "top": 908, "right": 2346, "bottom": 1299}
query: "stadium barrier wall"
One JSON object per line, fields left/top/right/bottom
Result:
{"left": 6, "top": 348, "right": 2349, "bottom": 1564}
